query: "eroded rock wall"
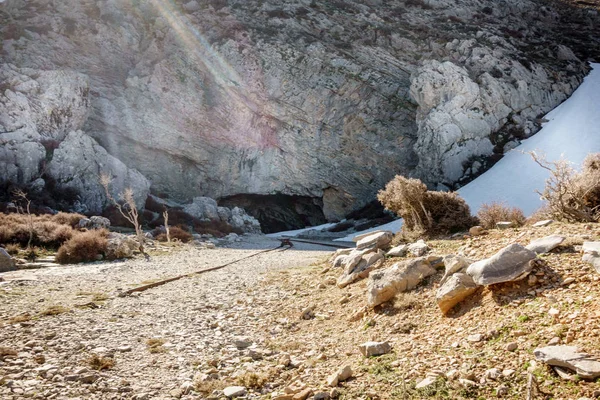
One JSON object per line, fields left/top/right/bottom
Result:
{"left": 0, "top": 0, "right": 598, "bottom": 221}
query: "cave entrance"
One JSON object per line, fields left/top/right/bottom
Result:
{"left": 218, "top": 194, "right": 327, "bottom": 234}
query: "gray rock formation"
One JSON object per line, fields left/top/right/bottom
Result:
{"left": 526, "top": 235, "right": 565, "bottom": 254}
{"left": 0, "top": 248, "right": 16, "bottom": 273}
{"left": 466, "top": 243, "right": 536, "bottom": 285}
{"left": 1, "top": 0, "right": 598, "bottom": 222}
{"left": 367, "top": 258, "right": 435, "bottom": 307}
{"left": 46, "top": 131, "right": 150, "bottom": 214}
{"left": 534, "top": 346, "right": 600, "bottom": 380}
{"left": 436, "top": 273, "right": 478, "bottom": 315}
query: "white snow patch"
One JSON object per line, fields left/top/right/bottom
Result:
{"left": 459, "top": 63, "right": 600, "bottom": 215}
{"left": 266, "top": 222, "right": 337, "bottom": 238}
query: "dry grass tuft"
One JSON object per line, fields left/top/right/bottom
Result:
{"left": 378, "top": 175, "right": 477, "bottom": 239}
{"left": 87, "top": 354, "right": 115, "bottom": 371}
{"left": 4, "top": 243, "right": 20, "bottom": 255}
{"left": 477, "top": 202, "right": 526, "bottom": 229}
{"left": 9, "top": 313, "right": 32, "bottom": 324}
{"left": 236, "top": 369, "right": 276, "bottom": 389}
{"left": 55, "top": 229, "right": 108, "bottom": 264}
{"left": 156, "top": 226, "right": 193, "bottom": 243}
{"left": 40, "top": 305, "right": 70, "bottom": 316}
{"left": 146, "top": 338, "right": 166, "bottom": 353}
{"left": 52, "top": 212, "right": 85, "bottom": 227}
{"left": 194, "top": 378, "right": 224, "bottom": 395}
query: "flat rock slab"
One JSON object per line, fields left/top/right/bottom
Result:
{"left": 367, "top": 258, "right": 435, "bottom": 307}
{"left": 358, "top": 341, "right": 391, "bottom": 357}
{"left": 496, "top": 221, "right": 514, "bottom": 229}
{"left": 337, "top": 251, "right": 383, "bottom": 288}
{"left": 582, "top": 242, "right": 600, "bottom": 255}
{"left": 466, "top": 243, "right": 536, "bottom": 286}
{"left": 582, "top": 253, "right": 600, "bottom": 274}
{"left": 356, "top": 231, "right": 393, "bottom": 251}
{"left": 327, "top": 365, "right": 353, "bottom": 387}
{"left": 436, "top": 273, "right": 478, "bottom": 314}
{"left": 408, "top": 240, "right": 429, "bottom": 256}
{"left": 534, "top": 346, "right": 600, "bottom": 380}
{"left": 526, "top": 235, "right": 565, "bottom": 254}
{"left": 387, "top": 244, "right": 407, "bottom": 257}
{"left": 223, "top": 386, "right": 247, "bottom": 398}
{"left": 533, "top": 219, "right": 554, "bottom": 227}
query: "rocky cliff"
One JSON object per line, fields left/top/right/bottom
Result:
{"left": 1, "top": 0, "right": 599, "bottom": 230}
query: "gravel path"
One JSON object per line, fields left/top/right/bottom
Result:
{"left": 0, "top": 236, "right": 332, "bottom": 400}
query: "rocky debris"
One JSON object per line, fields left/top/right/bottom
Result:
{"left": 223, "top": 386, "right": 247, "bottom": 398}
{"left": 326, "top": 365, "right": 353, "bottom": 387}
{"left": 582, "top": 242, "right": 600, "bottom": 274}
{"left": 358, "top": 341, "right": 391, "bottom": 357}
{"left": 408, "top": 240, "right": 429, "bottom": 256}
{"left": 387, "top": 245, "right": 408, "bottom": 257}
{"left": 356, "top": 231, "right": 393, "bottom": 251}
{"left": 78, "top": 216, "right": 111, "bottom": 230}
{"left": 106, "top": 233, "right": 139, "bottom": 260}
{"left": 367, "top": 258, "right": 435, "bottom": 307}
{"left": 436, "top": 273, "right": 479, "bottom": 315}
{"left": 526, "top": 235, "right": 565, "bottom": 254}
{"left": 534, "top": 346, "right": 600, "bottom": 380}
{"left": 533, "top": 220, "right": 554, "bottom": 227}
{"left": 0, "top": 248, "right": 17, "bottom": 273}
{"left": 469, "top": 226, "right": 485, "bottom": 236}
{"left": 496, "top": 222, "right": 515, "bottom": 230}
{"left": 233, "top": 337, "right": 253, "bottom": 350}
{"left": 440, "top": 255, "right": 473, "bottom": 285}
{"left": 300, "top": 306, "right": 315, "bottom": 320}
{"left": 183, "top": 197, "right": 220, "bottom": 221}
{"left": 183, "top": 198, "right": 261, "bottom": 233}
{"left": 466, "top": 244, "right": 537, "bottom": 285}
{"left": 337, "top": 251, "right": 384, "bottom": 288}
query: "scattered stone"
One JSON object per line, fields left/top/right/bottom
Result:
{"left": 533, "top": 220, "right": 554, "bottom": 227}
{"left": 408, "top": 240, "right": 429, "bottom": 256}
{"left": 387, "top": 245, "right": 408, "bottom": 257}
{"left": 292, "top": 388, "right": 313, "bottom": 400}
{"left": 415, "top": 376, "right": 437, "bottom": 389}
{"left": 356, "top": 231, "right": 393, "bottom": 251}
{"left": 436, "top": 273, "right": 478, "bottom": 314}
{"left": 301, "top": 306, "right": 315, "bottom": 320}
{"left": 526, "top": 235, "right": 565, "bottom": 254}
{"left": 78, "top": 216, "right": 111, "bottom": 230}
{"left": 466, "top": 244, "right": 537, "bottom": 285}
{"left": 506, "top": 342, "right": 518, "bottom": 352}
{"left": 548, "top": 337, "right": 561, "bottom": 346}
{"left": 467, "top": 334, "right": 484, "bottom": 343}
{"left": 496, "top": 221, "right": 514, "bottom": 230}
{"left": 327, "top": 365, "right": 353, "bottom": 387}
{"left": 534, "top": 346, "right": 600, "bottom": 380}
{"left": 223, "top": 386, "right": 247, "bottom": 398}
{"left": 440, "top": 255, "right": 472, "bottom": 284}
{"left": 233, "top": 337, "right": 253, "bottom": 349}
{"left": 469, "top": 226, "right": 484, "bottom": 236}
{"left": 358, "top": 341, "right": 391, "bottom": 357}
{"left": 313, "top": 392, "right": 330, "bottom": 400}
{"left": 366, "top": 258, "right": 435, "bottom": 307}
{"left": 0, "top": 248, "right": 16, "bottom": 273}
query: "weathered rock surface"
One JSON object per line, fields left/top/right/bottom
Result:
{"left": 326, "top": 365, "right": 353, "bottom": 387}
{"left": 526, "top": 235, "right": 565, "bottom": 254}
{"left": 436, "top": 273, "right": 478, "bottom": 314}
{"left": 440, "top": 255, "right": 473, "bottom": 285}
{"left": 78, "top": 216, "right": 111, "bottom": 230}
{"left": 466, "top": 244, "right": 536, "bottom": 285}
{"left": 356, "top": 231, "right": 393, "bottom": 251}
{"left": 358, "top": 341, "right": 391, "bottom": 357}
{"left": 337, "top": 250, "right": 383, "bottom": 289}
{"left": 367, "top": 258, "right": 435, "bottom": 307}
{"left": 408, "top": 239, "right": 429, "bottom": 256}
{"left": 1, "top": 0, "right": 597, "bottom": 220}
{"left": 46, "top": 131, "right": 150, "bottom": 214}
{"left": 0, "top": 248, "right": 16, "bottom": 273}
{"left": 106, "top": 233, "right": 139, "bottom": 260}
{"left": 387, "top": 244, "right": 408, "bottom": 257}
{"left": 534, "top": 346, "right": 600, "bottom": 380}
{"left": 223, "top": 386, "right": 247, "bottom": 398}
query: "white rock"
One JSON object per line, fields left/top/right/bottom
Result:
{"left": 358, "top": 341, "right": 391, "bottom": 357}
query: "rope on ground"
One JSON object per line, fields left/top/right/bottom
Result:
{"left": 117, "top": 241, "right": 292, "bottom": 297}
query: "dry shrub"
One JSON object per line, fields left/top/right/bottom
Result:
{"left": 55, "top": 230, "right": 108, "bottom": 264}
{"left": 87, "top": 354, "right": 114, "bottom": 371}
{"left": 52, "top": 212, "right": 85, "bottom": 227}
{"left": 146, "top": 338, "right": 166, "bottom": 353}
{"left": 477, "top": 202, "right": 526, "bottom": 229}
{"left": 377, "top": 175, "right": 477, "bottom": 239}
{"left": 40, "top": 305, "right": 70, "bottom": 316}
{"left": 4, "top": 243, "right": 20, "bottom": 255}
{"left": 0, "top": 347, "right": 18, "bottom": 359}
{"left": 531, "top": 152, "right": 600, "bottom": 222}
{"left": 156, "top": 226, "right": 192, "bottom": 243}
{"left": 0, "top": 211, "right": 82, "bottom": 248}
{"left": 236, "top": 369, "right": 276, "bottom": 389}
{"left": 195, "top": 379, "right": 224, "bottom": 395}
{"left": 527, "top": 204, "right": 552, "bottom": 224}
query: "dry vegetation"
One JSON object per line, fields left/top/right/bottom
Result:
{"left": 87, "top": 354, "right": 115, "bottom": 371}
{"left": 378, "top": 175, "right": 477, "bottom": 239}
{"left": 154, "top": 226, "right": 193, "bottom": 243}
{"left": 55, "top": 229, "right": 109, "bottom": 264}
{"left": 477, "top": 202, "right": 526, "bottom": 229}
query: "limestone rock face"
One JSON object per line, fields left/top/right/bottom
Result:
{"left": 1, "top": 0, "right": 596, "bottom": 218}
{"left": 46, "top": 131, "right": 150, "bottom": 214}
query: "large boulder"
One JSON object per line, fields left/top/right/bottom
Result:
{"left": 356, "top": 231, "right": 393, "bottom": 251}
{"left": 440, "top": 255, "right": 472, "bottom": 285}
{"left": 106, "top": 233, "right": 139, "bottom": 260}
{"left": 78, "top": 216, "right": 111, "bottom": 230}
{"left": 436, "top": 273, "right": 479, "bottom": 314}
{"left": 0, "top": 248, "right": 16, "bottom": 273}
{"left": 367, "top": 258, "right": 435, "bottom": 307}
{"left": 534, "top": 346, "right": 600, "bottom": 380}
{"left": 183, "top": 197, "right": 220, "bottom": 221}
{"left": 46, "top": 131, "right": 150, "bottom": 214}
{"left": 466, "top": 244, "right": 536, "bottom": 286}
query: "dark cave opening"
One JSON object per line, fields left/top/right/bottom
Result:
{"left": 218, "top": 193, "right": 328, "bottom": 234}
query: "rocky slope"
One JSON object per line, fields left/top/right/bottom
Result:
{"left": 1, "top": 0, "right": 599, "bottom": 226}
